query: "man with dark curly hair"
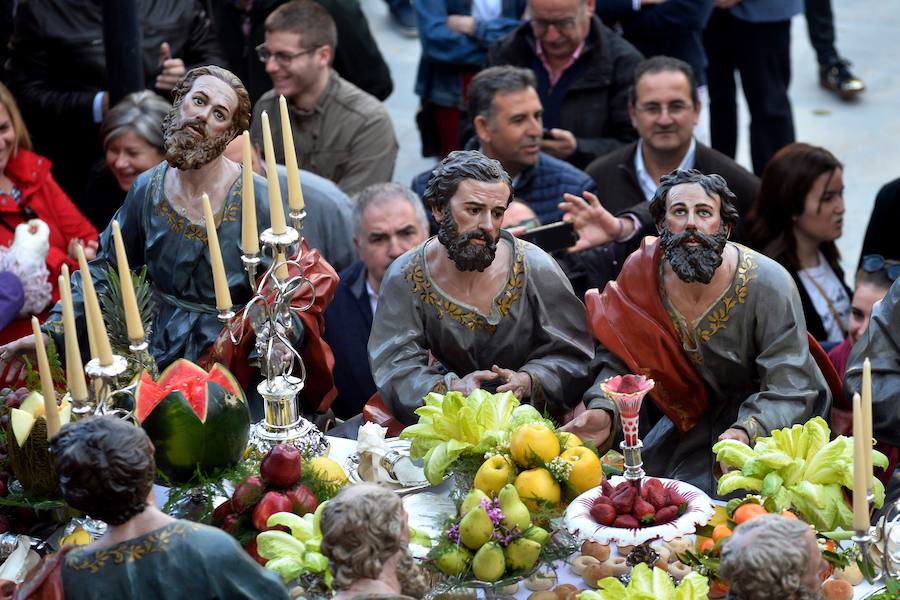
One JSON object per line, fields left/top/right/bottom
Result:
{"left": 21, "top": 416, "right": 288, "bottom": 599}
{"left": 563, "top": 168, "right": 830, "bottom": 496}
{"left": 719, "top": 514, "right": 827, "bottom": 600}
{"left": 369, "top": 150, "right": 594, "bottom": 426}
{"left": 320, "top": 483, "right": 427, "bottom": 599}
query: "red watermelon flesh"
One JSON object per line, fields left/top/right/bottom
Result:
{"left": 135, "top": 360, "right": 242, "bottom": 423}
{"left": 135, "top": 359, "right": 251, "bottom": 484}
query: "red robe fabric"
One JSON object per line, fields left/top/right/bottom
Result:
{"left": 0, "top": 149, "right": 98, "bottom": 344}
{"left": 586, "top": 236, "right": 708, "bottom": 433}
{"left": 201, "top": 242, "right": 339, "bottom": 414}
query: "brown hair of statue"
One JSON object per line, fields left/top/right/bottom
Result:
{"left": 50, "top": 416, "right": 155, "bottom": 526}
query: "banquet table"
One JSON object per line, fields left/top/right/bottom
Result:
{"left": 323, "top": 435, "right": 886, "bottom": 599}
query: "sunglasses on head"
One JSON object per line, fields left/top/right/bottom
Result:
{"left": 862, "top": 254, "right": 900, "bottom": 281}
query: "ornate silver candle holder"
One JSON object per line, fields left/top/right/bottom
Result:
{"left": 232, "top": 213, "right": 328, "bottom": 457}
{"left": 83, "top": 354, "right": 131, "bottom": 419}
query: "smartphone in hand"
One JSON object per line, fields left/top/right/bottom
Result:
{"left": 518, "top": 221, "right": 578, "bottom": 253}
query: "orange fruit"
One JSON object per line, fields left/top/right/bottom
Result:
{"left": 732, "top": 503, "right": 768, "bottom": 525}
{"left": 780, "top": 510, "right": 799, "bottom": 520}
{"left": 712, "top": 523, "right": 733, "bottom": 543}
{"left": 699, "top": 538, "right": 715, "bottom": 554}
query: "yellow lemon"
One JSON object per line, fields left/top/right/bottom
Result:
{"left": 514, "top": 468, "right": 561, "bottom": 510}
{"left": 559, "top": 431, "right": 582, "bottom": 450}
{"left": 560, "top": 446, "right": 602, "bottom": 494}
{"left": 307, "top": 456, "right": 348, "bottom": 484}
{"left": 509, "top": 423, "right": 560, "bottom": 468}
{"left": 61, "top": 527, "right": 91, "bottom": 546}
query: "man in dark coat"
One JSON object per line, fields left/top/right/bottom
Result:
{"left": 487, "top": 0, "right": 643, "bottom": 170}
{"left": 323, "top": 183, "right": 428, "bottom": 419}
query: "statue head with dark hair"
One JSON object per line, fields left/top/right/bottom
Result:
{"left": 422, "top": 150, "right": 512, "bottom": 272}
{"left": 50, "top": 416, "right": 155, "bottom": 526}
{"left": 649, "top": 169, "right": 739, "bottom": 284}
{"left": 163, "top": 65, "right": 251, "bottom": 170}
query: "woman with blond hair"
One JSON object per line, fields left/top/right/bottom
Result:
{"left": 0, "top": 82, "right": 97, "bottom": 347}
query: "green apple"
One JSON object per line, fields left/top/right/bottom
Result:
{"left": 474, "top": 454, "right": 514, "bottom": 497}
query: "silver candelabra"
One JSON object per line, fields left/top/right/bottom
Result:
{"left": 219, "top": 209, "right": 329, "bottom": 458}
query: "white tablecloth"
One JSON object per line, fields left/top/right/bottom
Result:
{"left": 157, "top": 436, "right": 884, "bottom": 599}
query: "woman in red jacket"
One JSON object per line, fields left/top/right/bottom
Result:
{"left": 0, "top": 82, "right": 98, "bottom": 345}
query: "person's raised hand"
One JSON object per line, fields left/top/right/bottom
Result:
{"left": 539, "top": 128, "right": 577, "bottom": 159}
{"left": 156, "top": 42, "right": 186, "bottom": 92}
{"left": 83, "top": 239, "right": 99, "bottom": 261}
{"left": 492, "top": 365, "right": 532, "bottom": 399}
{"left": 559, "top": 191, "right": 632, "bottom": 252}
{"left": 0, "top": 334, "right": 40, "bottom": 384}
{"left": 446, "top": 15, "right": 476, "bottom": 35}
{"left": 560, "top": 408, "right": 612, "bottom": 448}
{"left": 717, "top": 427, "right": 750, "bottom": 473}
{"left": 450, "top": 370, "right": 499, "bottom": 395}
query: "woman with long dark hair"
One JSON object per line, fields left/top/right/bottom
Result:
{"left": 747, "top": 142, "right": 850, "bottom": 345}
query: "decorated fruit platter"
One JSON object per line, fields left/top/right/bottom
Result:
{"left": 564, "top": 476, "right": 714, "bottom": 546}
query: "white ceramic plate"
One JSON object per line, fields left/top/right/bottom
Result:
{"left": 564, "top": 476, "right": 715, "bottom": 546}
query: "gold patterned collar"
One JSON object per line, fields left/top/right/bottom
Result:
{"left": 66, "top": 521, "right": 202, "bottom": 573}
{"left": 404, "top": 230, "right": 526, "bottom": 332}
{"left": 151, "top": 163, "right": 242, "bottom": 242}
{"left": 662, "top": 245, "right": 759, "bottom": 363}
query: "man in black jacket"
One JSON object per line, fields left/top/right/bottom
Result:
{"left": 585, "top": 56, "right": 758, "bottom": 245}
{"left": 487, "top": 0, "right": 643, "bottom": 170}
{"left": 6, "top": 0, "right": 226, "bottom": 210}
{"left": 556, "top": 56, "right": 758, "bottom": 295}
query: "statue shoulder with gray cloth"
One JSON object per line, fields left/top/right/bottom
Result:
{"left": 561, "top": 168, "right": 833, "bottom": 496}
{"left": 368, "top": 150, "right": 595, "bottom": 426}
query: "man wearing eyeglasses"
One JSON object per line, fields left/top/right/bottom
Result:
{"left": 487, "top": 0, "right": 643, "bottom": 170}
{"left": 548, "top": 57, "right": 759, "bottom": 296}
{"left": 249, "top": 0, "right": 398, "bottom": 197}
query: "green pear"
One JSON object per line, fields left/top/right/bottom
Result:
{"left": 459, "top": 506, "right": 494, "bottom": 550}
{"left": 435, "top": 545, "right": 472, "bottom": 576}
{"left": 472, "top": 541, "right": 506, "bottom": 582}
{"left": 521, "top": 525, "right": 550, "bottom": 546}
{"left": 460, "top": 488, "right": 490, "bottom": 516}
{"left": 504, "top": 537, "right": 542, "bottom": 572}
{"left": 498, "top": 484, "right": 531, "bottom": 531}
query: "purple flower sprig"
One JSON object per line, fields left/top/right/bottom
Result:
{"left": 447, "top": 522, "right": 460, "bottom": 544}
{"left": 481, "top": 497, "right": 505, "bottom": 527}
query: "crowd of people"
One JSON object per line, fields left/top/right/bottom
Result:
{"left": 0, "top": 0, "right": 896, "bottom": 597}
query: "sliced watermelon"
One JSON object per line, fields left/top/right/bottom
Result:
{"left": 135, "top": 359, "right": 251, "bottom": 484}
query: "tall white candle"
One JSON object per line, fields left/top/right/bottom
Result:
{"left": 32, "top": 317, "right": 60, "bottom": 438}
{"left": 279, "top": 96, "right": 305, "bottom": 212}
{"left": 260, "top": 111, "right": 287, "bottom": 234}
{"left": 202, "top": 194, "right": 233, "bottom": 311}
{"left": 861, "top": 357, "right": 873, "bottom": 489}
{"left": 852, "top": 393, "right": 869, "bottom": 532}
{"left": 241, "top": 131, "right": 260, "bottom": 255}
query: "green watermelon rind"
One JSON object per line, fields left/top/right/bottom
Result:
{"left": 137, "top": 361, "right": 251, "bottom": 485}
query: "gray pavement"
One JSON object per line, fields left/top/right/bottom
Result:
{"left": 361, "top": 0, "right": 900, "bottom": 275}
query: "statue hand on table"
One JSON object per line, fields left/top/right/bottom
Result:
{"left": 561, "top": 408, "right": 612, "bottom": 449}
{"left": 450, "top": 370, "right": 500, "bottom": 395}
{"left": 717, "top": 428, "right": 751, "bottom": 474}
{"left": 492, "top": 365, "right": 532, "bottom": 399}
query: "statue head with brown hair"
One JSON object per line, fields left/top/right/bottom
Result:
{"left": 320, "top": 483, "right": 428, "bottom": 598}
{"left": 162, "top": 65, "right": 251, "bottom": 171}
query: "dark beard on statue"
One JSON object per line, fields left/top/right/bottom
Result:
{"left": 659, "top": 225, "right": 728, "bottom": 284}
{"left": 437, "top": 209, "right": 497, "bottom": 272}
{"left": 162, "top": 114, "right": 230, "bottom": 170}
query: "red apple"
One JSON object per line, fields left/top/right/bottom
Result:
{"left": 252, "top": 491, "right": 292, "bottom": 531}
{"left": 286, "top": 484, "right": 318, "bottom": 516}
{"left": 260, "top": 444, "right": 302, "bottom": 489}
{"left": 231, "top": 475, "right": 264, "bottom": 514}
{"left": 211, "top": 499, "right": 233, "bottom": 525}
{"left": 244, "top": 539, "right": 266, "bottom": 565}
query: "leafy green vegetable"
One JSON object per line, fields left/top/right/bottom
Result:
{"left": 256, "top": 512, "right": 332, "bottom": 586}
{"left": 400, "top": 389, "right": 549, "bottom": 484}
{"left": 577, "top": 564, "right": 708, "bottom": 600}
{"left": 713, "top": 418, "right": 887, "bottom": 530}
